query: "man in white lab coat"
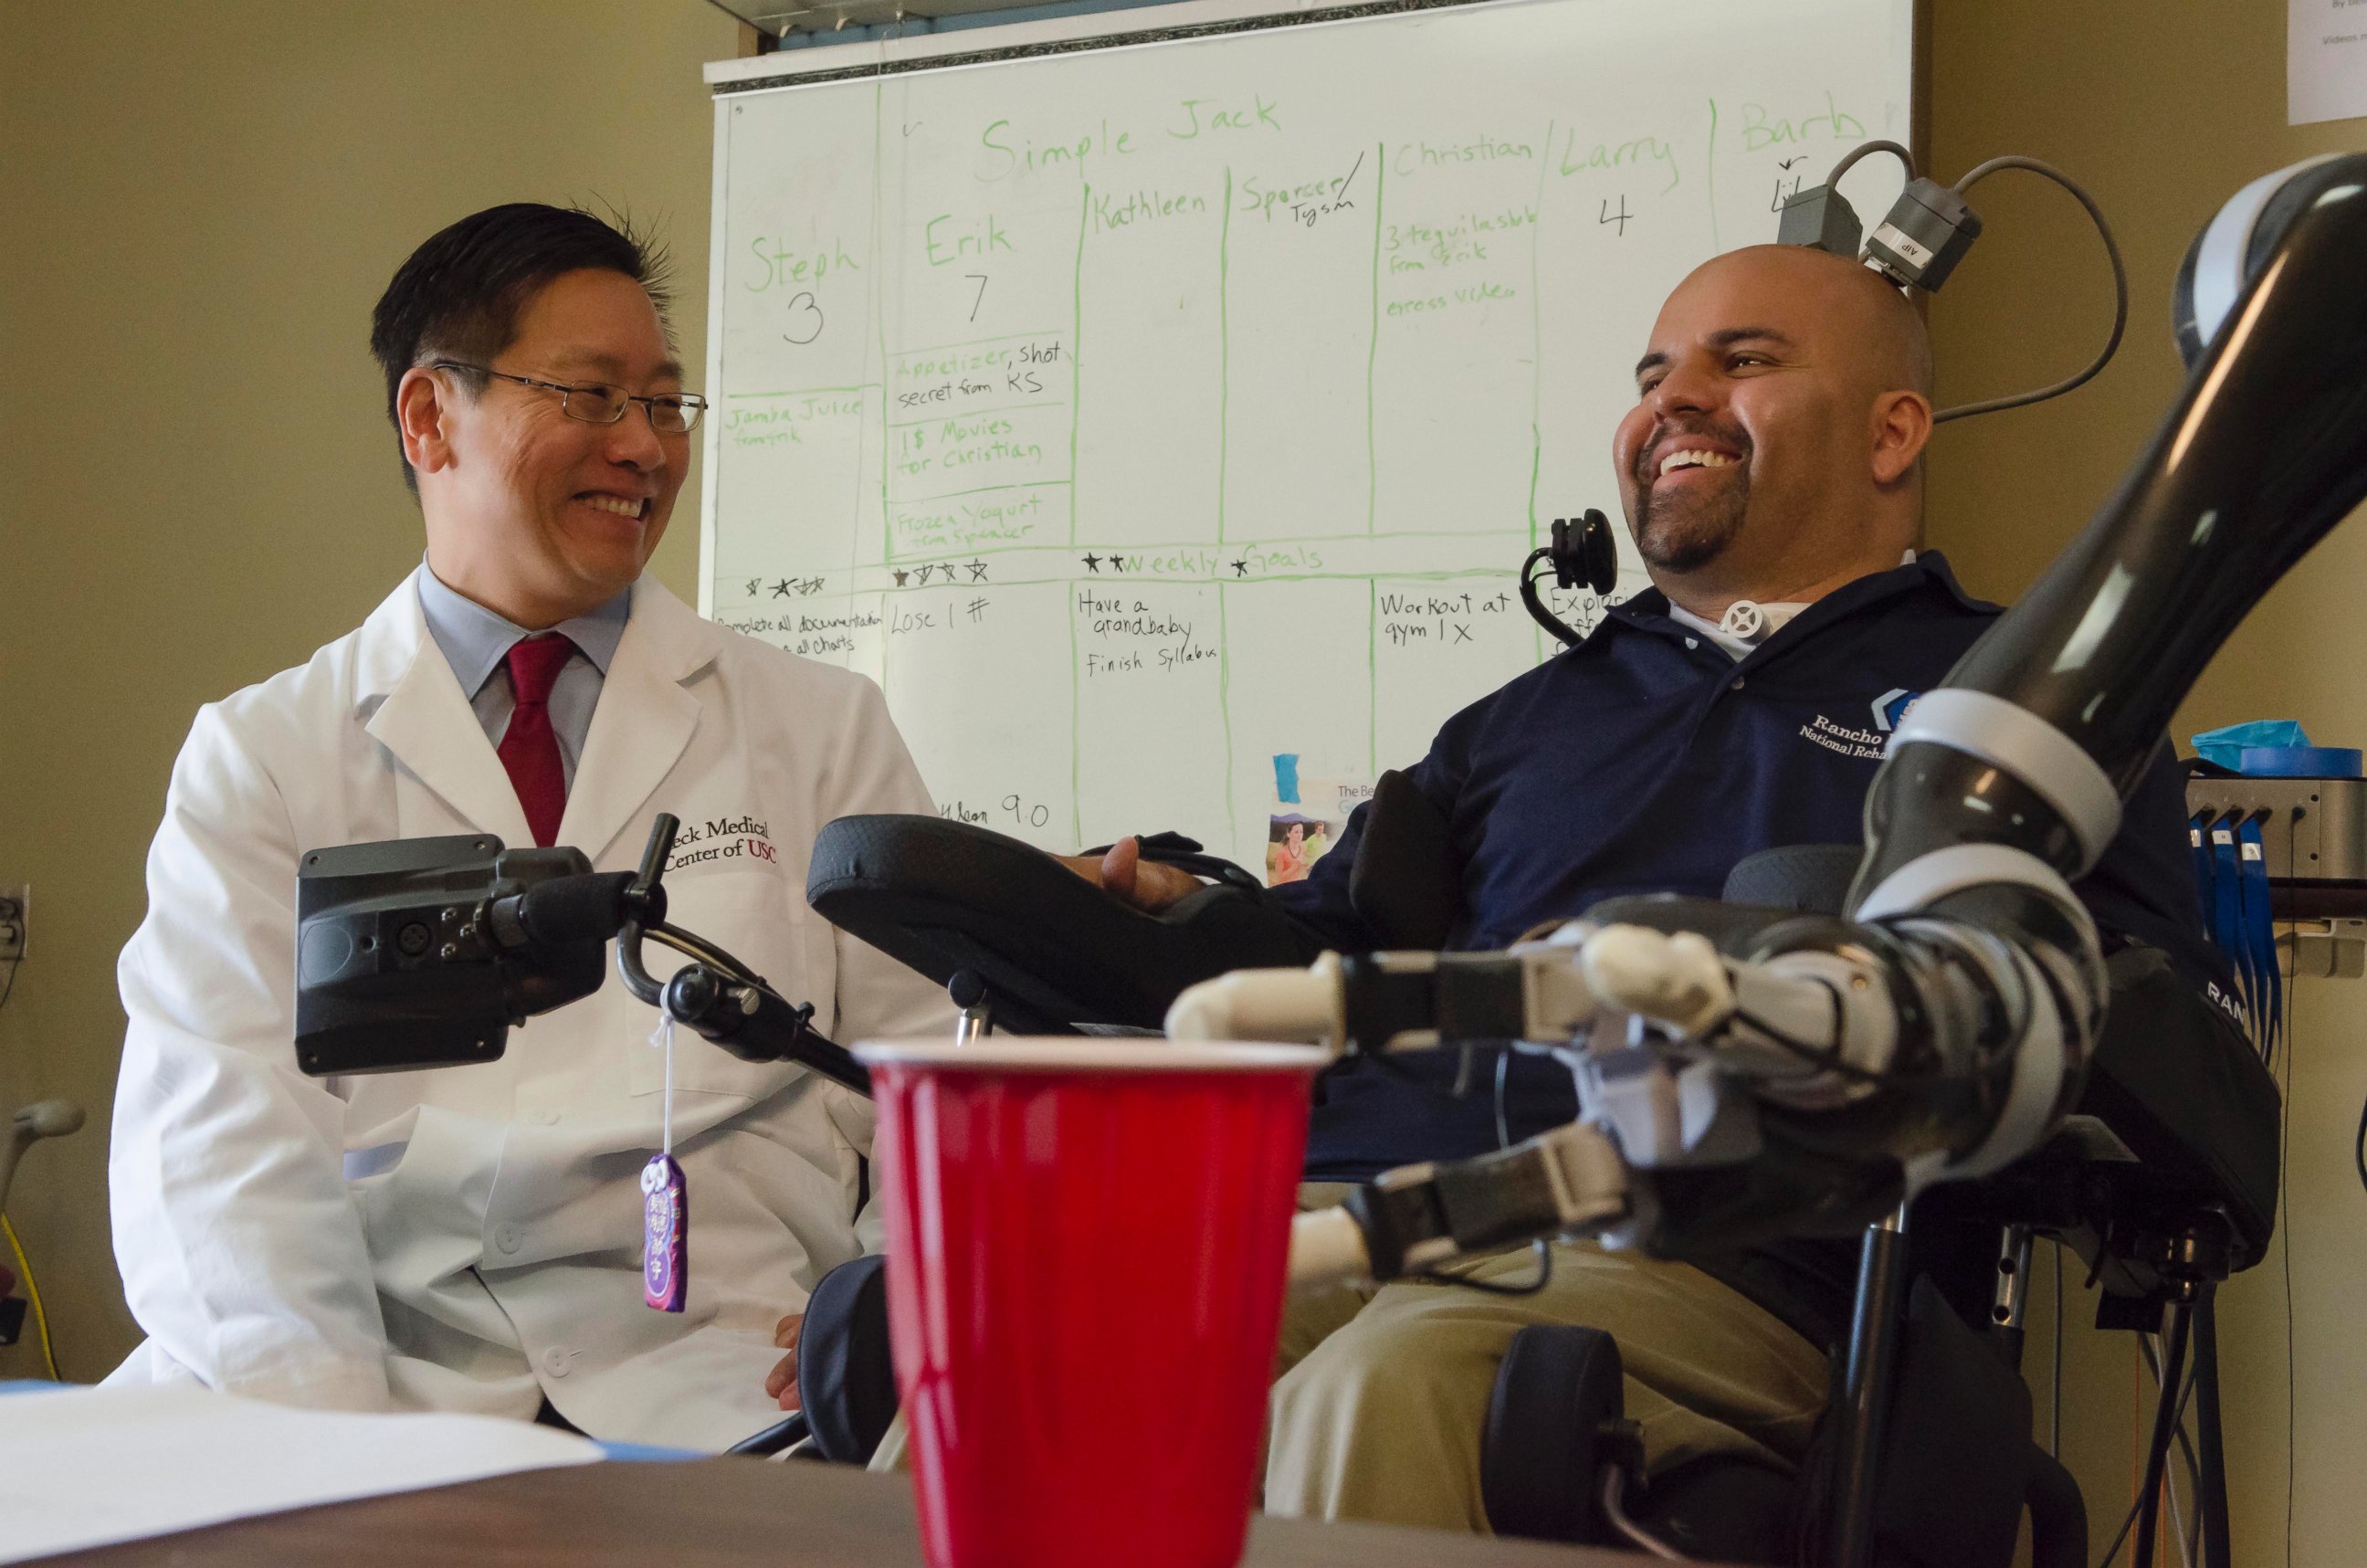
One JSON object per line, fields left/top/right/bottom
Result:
{"left": 107, "top": 204, "right": 950, "bottom": 1450}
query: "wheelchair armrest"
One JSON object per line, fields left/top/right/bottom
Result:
{"left": 806, "top": 815, "right": 1322, "bottom": 1033}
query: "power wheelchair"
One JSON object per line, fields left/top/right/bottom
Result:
{"left": 766, "top": 800, "right": 2276, "bottom": 1568}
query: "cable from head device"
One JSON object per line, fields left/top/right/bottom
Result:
{"left": 1194, "top": 154, "right": 2367, "bottom": 1293}
{"left": 1776, "top": 140, "right": 2130, "bottom": 422}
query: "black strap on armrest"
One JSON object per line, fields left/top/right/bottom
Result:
{"left": 1078, "top": 830, "right": 1265, "bottom": 891}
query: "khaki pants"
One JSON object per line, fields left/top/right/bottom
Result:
{"left": 875, "top": 1186, "right": 1827, "bottom": 1536}
{"left": 1265, "top": 1197, "right": 1826, "bottom": 1532}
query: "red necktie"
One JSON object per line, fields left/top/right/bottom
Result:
{"left": 498, "top": 634, "right": 576, "bottom": 848}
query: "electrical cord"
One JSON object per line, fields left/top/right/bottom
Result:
{"left": 1411, "top": 1047, "right": 1557, "bottom": 1298}
{"left": 1520, "top": 554, "right": 1585, "bottom": 649}
{"left": 2128, "top": 1305, "right": 2196, "bottom": 1568}
{"left": 1494, "top": 1044, "right": 1513, "bottom": 1150}
{"left": 2281, "top": 1016, "right": 2297, "bottom": 1568}
{"left": 649, "top": 923, "right": 817, "bottom": 1018}
{"left": 2352, "top": 1096, "right": 2367, "bottom": 1200}
{"left": 1601, "top": 1467, "right": 1695, "bottom": 1562}
{"left": 644, "top": 921, "right": 755, "bottom": 982}
{"left": 2142, "top": 1332, "right": 2204, "bottom": 1568}
{"left": 1450, "top": 1040, "right": 1482, "bottom": 1098}
{"left": 2051, "top": 1237, "right": 2064, "bottom": 1458}
{"left": 1823, "top": 139, "right": 1916, "bottom": 188}
{"left": 1424, "top": 1238, "right": 1554, "bottom": 1297}
{"left": 1931, "top": 157, "right": 2129, "bottom": 423}
{"left": 2278, "top": 806, "right": 2298, "bottom": 1568}
{"left": 2257, "top": 805, "right": 2285, "bottom": 1075}
{"left": 2092, "top": 1324, "right": 2199, "bottom": 1568}
{"left": 1731, "top": 999, "right": 1963, "bottom": 1091}
{"left": 2141, "top": 1334, "right": 2204, "bottom": 1500}
{"left": 1, "top": 1213, "right": 58, "bottom": 1380}
{"left": 2168, "top": 1439, "right": 2198, "bottom": 1568}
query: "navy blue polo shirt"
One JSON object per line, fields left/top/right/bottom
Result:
{"left": 1272, "top": 552, "right": 2212, "bottom": 1182}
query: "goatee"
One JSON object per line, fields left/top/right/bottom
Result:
{"left": 1635, "top": 475, "right": 1749, "bottom": 574}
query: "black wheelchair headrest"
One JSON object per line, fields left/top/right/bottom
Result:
{"left": 805, "top": 816, "right": 1318, "bottom": 1034}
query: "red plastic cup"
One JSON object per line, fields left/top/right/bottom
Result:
{"left": 856, "top": 1037, "right": 1326, "bottom": 1568}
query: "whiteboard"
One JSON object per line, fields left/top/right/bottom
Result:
{"left": 700, "top": 0, "right": 1913, "bottom": 874}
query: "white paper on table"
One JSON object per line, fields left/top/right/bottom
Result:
{"left": 0, "top": 1384, "right": 604, "bottom": 1563}
{"left": 2291, "top": 0, "right": 2367, "bottom": 124}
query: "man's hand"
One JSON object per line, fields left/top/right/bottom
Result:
{"left": 1056, "top": 836, "right": 1203, "bottom": 912}
{"left": 764, "top": 1311, "right": 803, "bottom": 1410}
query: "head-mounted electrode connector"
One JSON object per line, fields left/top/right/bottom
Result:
{"left": 1862, "top": 177, "right": 1985, "bottom": 292}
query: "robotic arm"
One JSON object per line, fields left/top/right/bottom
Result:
{"left": 1183, "top": 153, "right": 2367, "bottom": 1292}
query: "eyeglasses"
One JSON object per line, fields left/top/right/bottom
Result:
{"left": 432, "top": 362, "right": 708, "bottom": 435}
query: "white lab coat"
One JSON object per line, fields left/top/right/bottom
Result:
{"left": 107, "top": 571, "right": 952, "bottom": 1449}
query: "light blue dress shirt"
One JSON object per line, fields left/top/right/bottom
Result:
{"left": 415, "top": 565, "right": 632, "bottom": 790}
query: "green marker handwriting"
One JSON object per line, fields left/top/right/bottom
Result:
{"left": 977, "top": 117, "right": 1135, "bottom": 180}
{"left": 1237, "top": 149, "right": 1367, "bottom": 227}
{"left": 1092, "top": 186, "right": 1211, "bottom": 233}
{"left": 924, "top": 213, "right": 1015, "bottom": 266}
{"left": 745, "top": 236, "right": 858, "bottom": 291}
{"left": 1393, "top": 134, "right": 1534, "bottom": 177}
{"left": 1737, "top": 91, "right": 1866, "bottom": 151}
{"left": 1170, "top": 95, "right": 1282, "bottom": 140}
{"left": 1557, "top": 129, "right": 1680, "bottom": 193}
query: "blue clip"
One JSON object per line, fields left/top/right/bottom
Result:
{"left": 2188, "top": 810, "right": 2214, "bottom": 946}
{"left": 2236, "top": 811, "right": 2280, "bottom": 1065}
{"left": 2208, "top": 812, "right": 2255, "bottom": 1042}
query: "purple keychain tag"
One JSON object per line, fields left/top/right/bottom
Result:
{"left": 642, "top": 1153, "right": 689, "bottom": 1312}
{"left": 643, "top": 1009, "right": 689, "bottom": 1312}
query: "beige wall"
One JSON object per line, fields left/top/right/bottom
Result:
{"left": 0, "top": 1, "right": 740, "bottom": 1379}
{"left": 1926, "top": 3, "right": 2367, "bottom": 1563}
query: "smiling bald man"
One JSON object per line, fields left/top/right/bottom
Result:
{"left": 1057, "top": 244, "right": 2215, "bottom": 1536}
{"left": 1615, "top": 244, "right": 1933, "bottom": 607}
